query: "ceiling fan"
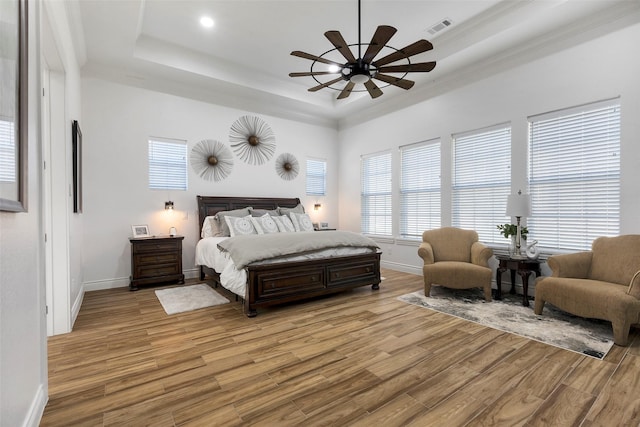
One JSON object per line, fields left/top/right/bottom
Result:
{"left": 289, "top": 0, "right": 436, "bottom": 100}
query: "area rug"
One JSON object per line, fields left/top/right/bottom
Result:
{"left": 155, "top": 284, "right": 229, "bottom": 315}
{"left": 398, "top": 287, "right": 614, "bottom": 359}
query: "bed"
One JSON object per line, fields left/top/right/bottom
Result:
{"left": 196, "top": 195, "right": 381, "bottom": 317}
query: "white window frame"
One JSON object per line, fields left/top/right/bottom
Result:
{"left": 452, "top": 123, "right": 512, "bottom": 244}
{"left": 528, "top": 98, "right": 620, "bottom": 251}
{"left": 148, "top": 137, "right": 188, "bottom": 191}
{"left": 361, "top": 151, "right": 392, "bottom": 236}
{"left": 399, "top": 139, "right": 441, "bottom": 240}
{"left": 306, "top": 158, "right": 326, "bottom": 196}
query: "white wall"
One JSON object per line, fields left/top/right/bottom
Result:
{"left": 42, "top": 0, "right": 85, "bottom": 334}
{"left": 0, "top": 1, "right": 48, "bottom": 425}
{"left": 81, "top": 79, "right": 339, "bottom": 290}
{"left": 338, "top": 23, "right": 640, "bottom": 278}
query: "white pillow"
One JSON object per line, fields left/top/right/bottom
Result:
{"left": 224, "top": 215, "right": 257, "bottom": 236}
{"left": 215, "top": 207, "right": 252, "bottom": 237}
{"left": 272, "top": 215, "right": 296, "bottom": 233}
{"left": 201, "top": 216, "right": 218, "bottom": 238}
{"left": 250, "top": 213, "right": 279, "bottom": 234}
{"left": 289, "top": 212, "right": 315, "bottom": 232}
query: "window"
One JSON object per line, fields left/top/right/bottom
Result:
{"left": 361, "top": 151, "right": 392, "bottom": 236}
{"left": 148, "top": 137, "right": 187, "bottom": 191}
{"left": 528, "top": 99, "right": 620, "bottom": 251}
{"left": 400, "top": 139, "right": 441, "bottom": 239}
{"left": 306, "top": 159, "right": 326, "bottom": 196}
{"left": 0, "top": 119, "right": 15, "bottom": 183}
{"left": 452, "top": 124, "right": 511, "bottom": 244}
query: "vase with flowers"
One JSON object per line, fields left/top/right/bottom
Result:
{"left": 497, "top": 224, "right": 528, "bottom": 256}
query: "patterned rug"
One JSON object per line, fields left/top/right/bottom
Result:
{"left": 155, "top": 284, "right": 229, "bottom": 315}
{"left": 398, "top": 287, "right": 614, "bottom": 359}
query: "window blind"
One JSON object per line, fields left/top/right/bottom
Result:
{"left": 400, "top": 139, "right": 441, "bottom": 239}
{"left": 306, "top": 159, "right": 326, "bottom": 196}
{"left": 452, "top": 124, "right": 511, "bottom": 244}
{"left": 148, "top": 137, "right": 187, "bottom": 191}
{"left": 361, "top": 151, "right": 392, "bottom": 236}
{"left": 528, "top": 99, "right": 620, "bottom": 251}
{"left": 0, "top": 119, "right": 16, "bottom": 183}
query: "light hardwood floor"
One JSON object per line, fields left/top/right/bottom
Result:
{"left": 42, "top": 269, "right": 640, "bottom": 426}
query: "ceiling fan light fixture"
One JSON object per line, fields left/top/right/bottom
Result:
{"left": 199, "top": 16, "right": 214, "bottom": 28}
{"left": 289, "top": 0, "right": 436, "bottom": 100}
{"left": 350, "top": 73, "right": 370, "bottom": 84}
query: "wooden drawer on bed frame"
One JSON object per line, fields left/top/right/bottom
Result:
{"left": 257, "top": 266, "right": 326, "bottom": 299}
{"left": 246, "top": 253, "right": 381, "bottom": 306}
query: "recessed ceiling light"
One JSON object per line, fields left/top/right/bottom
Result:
{"left": 200, "top": 16, "right": 214, "bottom": 28}
{"left": 328, "top": 64, "right": 340, "bottom": 73}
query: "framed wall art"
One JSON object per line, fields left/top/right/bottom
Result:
{"left": 0, "top": 0, "right": 28, "bottom": 212}
{"left": 72, "top": 120, "right": 82, "bottom": 213}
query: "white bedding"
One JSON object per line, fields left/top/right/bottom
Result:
{"left": 195, "top": 236, "right": 377, "bottom": 297}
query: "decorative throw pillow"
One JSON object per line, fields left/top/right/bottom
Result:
{"left": 215, "top": 207, "right": 252, "bottom": 236}
{"left": 289, "top": 212, "right": 315, "bottom": 232}
{"left": 278, "top": 203, "right": 305, "bottom": 216}
{"left": 224, "top": 215, "right": 257, "bottom": 237}
{"left": 272, "top": 215, "right": 296, "bottom": 233}
{"left": 250, "top": 213, "right": 279, "bottom": 234}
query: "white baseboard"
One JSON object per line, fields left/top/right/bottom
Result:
{"left": 22, "top": 383, "right": 47, "bottom": 427}
{"left": 71, "top": 284, "right": 84, "bottom": 328}
{"left": 380, "top": 260, "right": 422, "bottom": 276}
{"left": 83, "top": 276, "right": 130, "bottom": 291}
{"left": 83, "top": 269, "right": 202, "bottom": 292}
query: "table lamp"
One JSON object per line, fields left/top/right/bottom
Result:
{"left": 506, "top": 190, "right": 531, "bottom": 259}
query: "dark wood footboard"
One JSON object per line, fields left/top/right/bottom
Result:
{"left": 196, "top": 195, "right": 382, "bottom": 316}
{"left": 200, "top": 251, "right": 381, "bottom": 316}
{"left": 244, "top": 250, "right": 381, "bottom": 316}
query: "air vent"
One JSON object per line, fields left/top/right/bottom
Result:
{"left": 427, "top": 18, "right": 453, "bottom": 35}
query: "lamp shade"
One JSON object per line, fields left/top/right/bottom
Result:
{"left": 506, "top": 192, "right": 531, "bottom": 217}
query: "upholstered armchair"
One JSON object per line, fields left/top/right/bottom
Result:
{"left": 534, "top": 235, "right": 640, "bottom": 346}
{"left": 418, "top": 227, "right": 494, "bottom": 301}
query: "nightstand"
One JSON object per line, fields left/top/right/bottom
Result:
{"left": 129, "top": 236, "right": 184, "bottom": 291}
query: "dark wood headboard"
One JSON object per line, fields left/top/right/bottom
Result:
{"left": 197, "top": 195, "right": 301, "bottom": 233}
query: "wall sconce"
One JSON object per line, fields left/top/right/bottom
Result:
{"left": 165, "top": 201, "right": 174, "bottom": 211}
{"left": 314, "top": 203, "right": 321, "bottom": 211}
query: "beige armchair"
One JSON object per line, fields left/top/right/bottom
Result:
{"left": 418, "top": 227, "right": 494, "bottom": 301}
{"left": 534, "top": 235, "right": 640, "bottom": 346}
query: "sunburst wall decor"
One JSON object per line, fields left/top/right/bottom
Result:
{"left": 275, "top": 153, "right": 300, "bottom": 181}
{"left": 229, "top": 115, "right": 276, "bottom": 165}
{"left": 190, "top": 139, "right": 234, "bottom": 182}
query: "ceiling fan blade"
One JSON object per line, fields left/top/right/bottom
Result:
{"left": 362, "top": 25, "right": 397, "bottom": 64}
{"left": 373, "top": 73, "right": 415, "bottom": 90}
{"left": 377, "top": 62, "right": 436, "bottom": 73}
{"left": 291, "top": 51, "right": 343, "bottom": 67}
{"left": 372, "top": 40, "right": 433, "bottom": 67}
{"left": 364, "top": 80, "right": 383, "bottom": 99}
{"left": 337, "top": 81, "right": 356, "bottom": 99}
{"left": 325, "top": 31, "right": 357, "bottom": 63}
{"left": 308, "top": 76, "right": 345, "bottom": 92}
{"left": 289, "top": 71, "right": 340, "bottom": 77}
